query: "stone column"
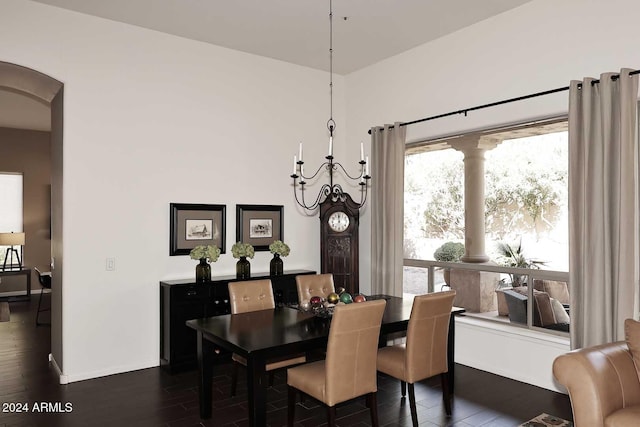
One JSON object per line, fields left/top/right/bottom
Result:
{"left": 450, "top": 136, "right": 498, "bottom": 263}
{"left": 448, "top": 136, "right": 500, "bottom": 312}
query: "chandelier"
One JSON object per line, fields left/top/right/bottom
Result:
{"left": 290, "top": 0, "right": 371, "bottom": 212}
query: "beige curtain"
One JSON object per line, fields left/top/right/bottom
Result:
{"left": 371, "top": 123, "right": 406, "bottom": 296}
{"left": 569, "top": 68, "right": 640, "bottom": 349}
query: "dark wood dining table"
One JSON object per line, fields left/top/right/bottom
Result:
{"left": 186, "top": 294, "right": 465, "bottom": 426}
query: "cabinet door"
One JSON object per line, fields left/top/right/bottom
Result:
{"left": 205, "top": 296, "right": 230, "bottom": 316}
{"left": 207, "top": 283, "right": 230, "bottom": 316}
{"left": 171, "top": 302, "right": 206, "bottom": 365}
{"left": 169, "top": 284, "right": 210, "bottom": 366}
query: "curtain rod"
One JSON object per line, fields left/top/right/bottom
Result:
{"left": 368, "top": 68, "right": 640, "bottom": 134}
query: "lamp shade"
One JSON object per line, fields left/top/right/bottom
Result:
{"left": 0, "top": 232, "right": 25, "bottom": 245}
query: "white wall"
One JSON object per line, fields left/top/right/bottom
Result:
{"left": 348, "top": 0, "right": 640, "bottom": 388}
{"left": 455, "top": 318, "right": 570, "bottom": 392}
{"left": 0, "top": 0, "right": 345, "bottom": 382}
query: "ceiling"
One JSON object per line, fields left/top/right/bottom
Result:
{"left": 2, "top": 0, "right": 533, "bottom": 132}
{"left": 0, "top": 89, "right": 51, "bottom": 132}
{"left": 30, "top": 0, "right": 532, "bottom": 75}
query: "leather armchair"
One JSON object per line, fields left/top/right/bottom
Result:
{"left": 296, "top": 273, "right": 335, "bottom": 303}
{"left": 553, "top": 341, "right": 640, "bottom": 426}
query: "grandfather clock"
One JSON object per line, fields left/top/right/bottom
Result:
{"left": 320, "top": 193, "right": 360, "bottom": 296}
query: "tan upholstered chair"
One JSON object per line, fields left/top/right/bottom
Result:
{"left": 553, "top": 320, "right": 640, "bottom": 427}
{"left": 287, "top": 299, "right": 387, "bottom": 426}
{"left": 296, "top": 273, "right": 335, "bottom": 304}
{"left": 377, "top": 290, "right": 456, "bottom": 425}
{"left": 228, "top": 279, "right": 306, "bottom": 397}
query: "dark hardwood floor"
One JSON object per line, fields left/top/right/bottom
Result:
{"left": 0, "top": 298, "right": 572, "bottom": 427}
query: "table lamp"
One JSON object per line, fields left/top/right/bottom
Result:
{"left": 0, "top": 232, "right": 25, "bottom": 271}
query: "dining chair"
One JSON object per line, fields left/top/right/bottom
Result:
{"left": 295, "top": 273, "right": 335, "bottom": 303}
{"left": 376, "top": 290, "right": 456, "bottom": 426}
{"left": 34, "top": 267, "right": 52, "bottom": 326}
{"left": 227, "top": 279, "right": 306, "bottom": 397}
{"left": 287, "top": 298, "right": 387, "bottom": 427}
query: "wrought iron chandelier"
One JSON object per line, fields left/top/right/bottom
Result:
{"left": 290, "top": 0, "right": 371, "bottom": 212}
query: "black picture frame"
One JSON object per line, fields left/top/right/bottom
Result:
{"left": 170, "top": 203, "right": 226, "bottom": 256}
{"left": 236, "top": 204, "right": 283, "bottom": 251}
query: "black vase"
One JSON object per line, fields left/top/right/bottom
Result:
{"left": 195, "top": 258, "right": 211, "bottom": 282}
{"left": 270, "top": 253, "right": 284, "bottom": 276}
{"left": 236, "top": 256, "right": 251, "bottom": 279}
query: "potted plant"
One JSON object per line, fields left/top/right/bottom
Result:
{"left": 232, "top": 242, "right": 254, "bottom": 279}
{"left": 433, "top": 241, "right": 465, "bottom": 286}
{"left": 189, "top": 244, "right": 221, "bottom": 282}
{"left": 495, "top": 238, "right": 546, "bottom": 287}
{"left": 494, "top": 238, "right": 546, "bottom": 316}
{"left": 268, "top": 240, "right": 290, "bottom": 276}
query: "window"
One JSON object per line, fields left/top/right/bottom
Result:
{"left": 403, "top": 119, "right": 569, "bottom": 333}
{"left": 0, "top": 173, "right": 23, "bottom": 267}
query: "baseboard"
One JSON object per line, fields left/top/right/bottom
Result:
{"left": 0, "top": 289, "right": 51, "bottom": 297}
{"left": 61, "top": 359, "right": 160, "bottom": 384}
{"left": 49, "top": 353, "right": 69, "bottom": 384}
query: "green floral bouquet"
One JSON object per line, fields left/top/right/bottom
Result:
{"left": 269, "top": 240, "right": 290, "bottom": 257}
{"left": 189, "top": 245, "right": 221, "bottom": 263}
{"left": 231, "top": 242, "right": 255, "bottom": 259}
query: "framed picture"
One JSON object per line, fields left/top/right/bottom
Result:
{"left": 170, "top": 203, "right": 226, "bottom": 255}
{"left": 236, "top": 204, "right": 283, "bottom": 251}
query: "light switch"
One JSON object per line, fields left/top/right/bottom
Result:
{"left": 106, "top": 258, "right": 115, "bottom": 271}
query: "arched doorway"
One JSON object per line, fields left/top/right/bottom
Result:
{"left": 0, "top": 61, "right": 64, "bottom": 375}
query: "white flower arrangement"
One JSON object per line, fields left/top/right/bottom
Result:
{"left": 231, "top": 242, "right": 255, "bottom": 259}
{"left": 189, "top": 245, "right": 221, "bottom": 263}
{"left": 269, "top": 240, "right": 290, "bottom": 257}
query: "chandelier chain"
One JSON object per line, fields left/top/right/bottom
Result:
{"left": 328, "top": 0, "right": 334, "bottom": 132}
{"left": 289, "top": 0, "right": 370, "bottom": 212}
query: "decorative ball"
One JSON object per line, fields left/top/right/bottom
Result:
{"left": 336, "top": 287, "right": 346, "bottom": 295}
{"left": 353, "top": 294, "right": 367, "bottom": 303}
{"left": 300, "top": 300, "right": 310, "bottom": 311}
{"left": 327, "top": 292, "right": 339, "bottom": 304}
{"left": 339, "top": 292, "right": 353, "bottom": 304}
{"left": 310, "top": 295, "right": 322, "bottom": 307}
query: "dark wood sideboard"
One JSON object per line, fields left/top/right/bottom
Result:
{"left": 160, "top": 269, "right": 316, "bottom": 373}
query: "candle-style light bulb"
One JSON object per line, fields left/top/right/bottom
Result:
{"left": 329, "top": 136, "right": 333, "bottom": 157}
{"left": 293, "top": 155, "right": 297, "bottom": 175}
{"left": 360, "top": 142, "right": 364, "bottom": 161}
{"left": 299, "top": 142, "right": 303, "bottom": 161}
{"left": 365, "top": 156, "right": 370, "bottom": 176}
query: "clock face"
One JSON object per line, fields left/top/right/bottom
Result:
{"left": 328, "top": 211, "right": 350, "bottom": 232}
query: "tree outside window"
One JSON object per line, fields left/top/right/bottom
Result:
{"left": 404, "top": 130, "right": 568, "bottom": 276}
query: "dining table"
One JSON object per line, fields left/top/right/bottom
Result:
{"left": 186, "top": 294, "right": 465, "bottom": 426}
